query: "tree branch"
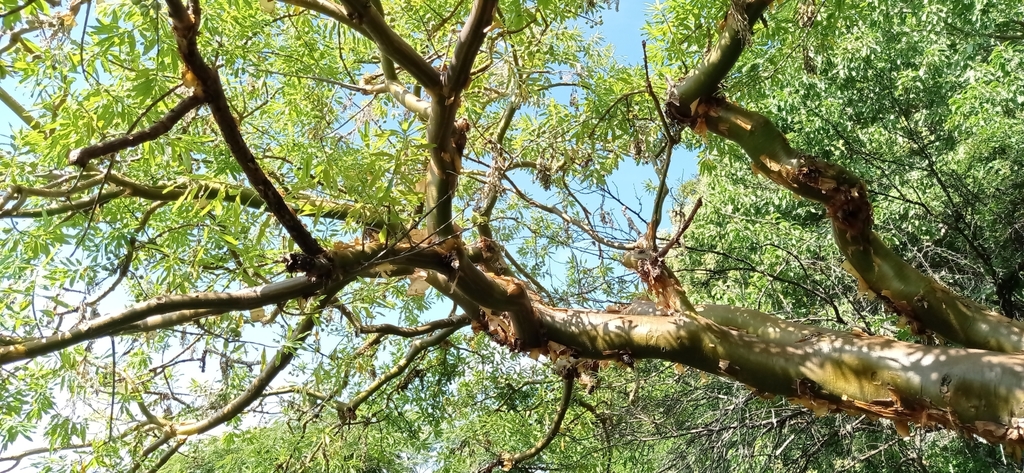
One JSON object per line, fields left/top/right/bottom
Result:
{"left": 0, "top": 276, "right": 327, "bottom": 365}
{"left": 483, "top": 375, "right": 574, "bottom": 471}
{"left": 422, "top": 0, "right": 495, "bottom": 237}
{"left": 69, "top": 94, "right": 204, "bottom": 167}
{"left": 660, "top": 0, "right": 1024, "bottom": 352}
{"left": 535, "top": 303, "right": 1024, "bottom": 447}
{"left": 0, "top": 84, "right": 41, "bottom": 130}
{"left": 0, "top": 187, "right": 126, "bottom": 218}
{"left": 171, "top": 284, "right": 343, "bottom": 436}
{"left": 364, "top": 0, "right": 431, "bottom": 121}
{"left": 334, "top": 0, "right": 441, "bottom": 92}
{"left": 359, "top": 313, "right": 471, "bottom": 337}
{"left": 164, "top": 0, "right": 324, "bottom": 256}
{"left": 0, "top": 0, "right": 89, "bottom": 57}
{"left": 0, "top": 0, "right": 38, "bottom": 18}
{"left": 98, "top": 170, "right": 398, "bottom": 231}
{"left": 446, "top": 0, "right": 497, "bottom": 97}
{"left": 665, "top": 0, "right": 772, "bottom": 121}
{"left": 700, "top": 100, "right": 1024, "bottom": 352}
{"left": 506, "top": 178, "right": 636, "bottom": 251}
{"left": 0, "top": 423, "right": 154, "bottom": 473}
{"left": 142, "top": 438, "right": 185, "bottom": 473}
{"left": 340, "top": 324, "right": 461, "bottom": 417}
{"left": 279, "top": 0, "right": 368, "bottom": 35}
{"left": 173, "top": 313, "right": 316, "bottom": 435}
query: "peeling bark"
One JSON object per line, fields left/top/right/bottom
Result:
{"left": 700, "top": 100, "right": 1024, "bottom": 352}
{"left": 534, "top": 304, "right": 1024, "bottom": 447}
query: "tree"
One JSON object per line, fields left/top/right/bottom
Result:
{"left": 1, "top": 0, "right": 1023, "bottom": 470}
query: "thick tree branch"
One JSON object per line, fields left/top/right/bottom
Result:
{"left": 660, "top": 0, "right": 1024, "bottom": 351}
{"left": 378, "top": 80, "right": 431, "bottom": 120}
{"left": 120, "top": 238, "right": 474, "bottom": 337}
{"left": 423, "top": 1, "right": 494, "bottom": 237}
{"left": 1, "top": 238, "right": 533, "bottom": 366}
{"left": 164, "top": 0, "right": 324, "bottom": 256}
{"left": 446, "top": 0, "right": 496, "bottom": 98}
{"left": 0, "top": 187, "right": 126, "bottom": 218}
{"left": 3, "top": 231, "right": 1024, "bottom": 447}
{"left": 700, "top": 101, "right": 1024, "bottom": 352}
{"left": 665, "top": 0, "right": 772, "bottom": 121}
{"left": 424, "top": 272, "right": 483, "bottom": 316}
{"left": 5, "top": 173, "right": 105, "bottom": 199}
{"left": 279, "top": 0, "right": 367, "bottom": 35}
{"left": 422, "top": 112, "right": 467, "bottom": 238}
{"left": 68, "top": 94, "right": 204, "bottom": 167}
{"left": 535, "top": 304, "right": 1024, "bottom": 447}
{"left": 334, "top": 0, "right": 441, "bottom": 91}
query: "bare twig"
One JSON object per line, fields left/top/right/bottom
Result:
{"left": 642, "top": 39, "right": 678, "bottom": 251}
{"left": 655, "top": 197, "right": 703, "bottom": 260}
{"left": 0, "top": 0, "right": 38, "bottom": 18}
{"left": 505, "top": 178, "right": 636, "bottom": 251}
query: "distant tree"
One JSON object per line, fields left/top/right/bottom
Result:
{"left": 1, "top": 0, "right": 1023, "bottom": 471}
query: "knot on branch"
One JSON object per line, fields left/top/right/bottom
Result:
{"left": 664, "top": 78, "right": 725, "bottom": 125}
{"left": 795, "top": 156, "right": 873, "bottom": 236}
{"left": 166, "top": 0, "right": 201, "bottom": 41}
{"left": 452, "top": 117, "right": 471, "bottom": 156}
{"left": 336, "top": 403, "right": 357, "bottom": 423}
{"left": 633, "top": 254, "right": 664, "bottom": 288}
{"left": 282, "top": 252, "right": 333, "bottom": 280}
{"left": 470, "top": 237, "right": 507, "bottom": 275}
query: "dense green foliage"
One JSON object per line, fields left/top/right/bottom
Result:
{"left": 0, "top": 0, "right": 1022, "bottom": 471}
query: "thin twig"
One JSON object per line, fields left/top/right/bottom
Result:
{"left": 655, "top": 197, "right": 703, "bottom": 260}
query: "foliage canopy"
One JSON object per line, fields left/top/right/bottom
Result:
{"left": 1, "top": 0, "right": 1023, "bottom": 471}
